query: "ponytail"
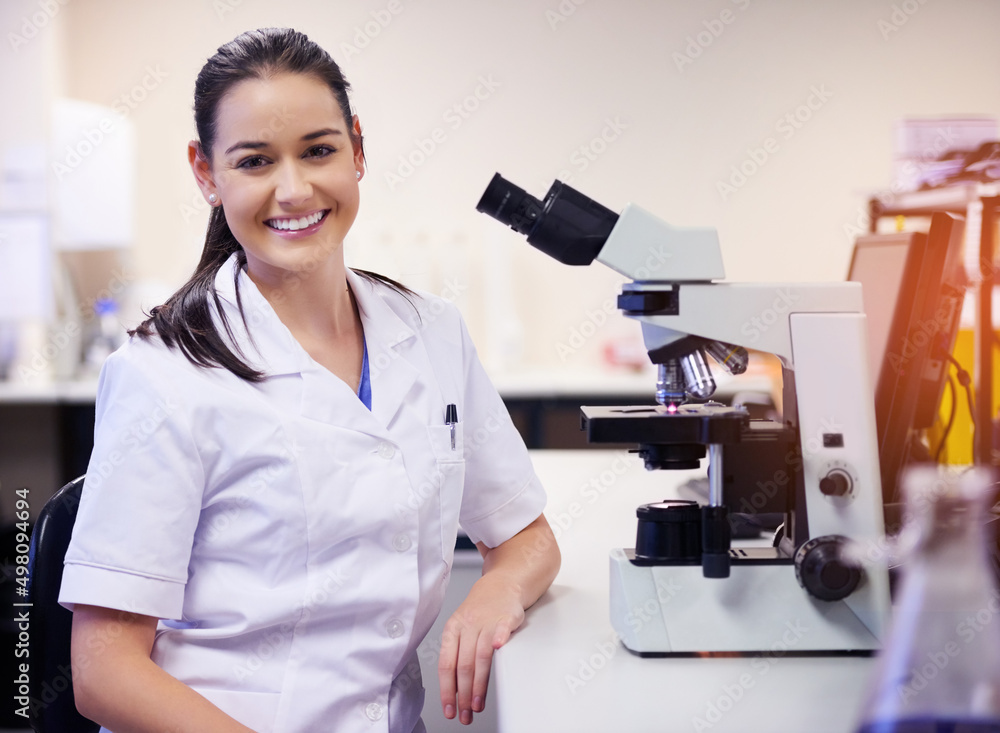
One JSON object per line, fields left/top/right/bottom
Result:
{"left": 130, "top": 206, "right": 265, "bottom": 381}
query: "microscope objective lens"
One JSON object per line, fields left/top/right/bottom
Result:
{"left": 681, "top": 349, "right": 717, "bottom": 400}
{"left": 656, "top": 361, "right": 686, "bottom": 407}
{"left": 705, "top": 341, "right": 749, "bottom": 375}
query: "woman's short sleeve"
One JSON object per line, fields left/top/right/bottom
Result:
{"left": 453, "top": 317, "right": 547, "bottom": 548}
{"left": 58, "top": 340, "right": 205, "bottom": 620}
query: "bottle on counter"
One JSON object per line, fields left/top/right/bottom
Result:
{"left": 82, "top": 297, "right": 123, "bottom": 374}
{"left": 854, "top": 466, "right": 1000, "bottom": 733}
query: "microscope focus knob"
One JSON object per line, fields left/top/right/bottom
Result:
{"left": 794, "top": 535, "right": 861, "bottom": 602}
{"left": 819, "top": 469, "right": 852, "bottom": 497}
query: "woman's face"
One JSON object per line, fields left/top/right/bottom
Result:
{"left": 206, "top": 72, "right": 364, "bottom": 280}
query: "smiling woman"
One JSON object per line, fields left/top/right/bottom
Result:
{"left": 55, "top": 27, "right": 559, "bottom": 733}
{"left": 188, "top": 70, "right": 373, "bottom": 387}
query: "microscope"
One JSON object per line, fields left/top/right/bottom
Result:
{"left": 477, "top": 174, "right": 891, "bottom": 654}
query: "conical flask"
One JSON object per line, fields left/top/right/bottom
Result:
{"left": 855, "top": 466, "right": 1000, "bottom": 733}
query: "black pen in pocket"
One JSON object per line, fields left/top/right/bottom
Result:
{"left": 445, "top": 403, "right": 458, "bottom": 450}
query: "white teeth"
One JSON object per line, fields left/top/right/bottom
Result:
{"left": 268, "top": 210, "right": 326, "bottom": 231}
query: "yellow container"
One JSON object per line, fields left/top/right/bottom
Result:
{"left": 929, "top": 329, "right": 1000, "bottom": 464}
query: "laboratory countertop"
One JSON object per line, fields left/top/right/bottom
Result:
{"left": 0, "top": 377, "right": 100, "bottom": 404}
{"left": 499, "top": 450, "right": 875, "bottom": 733}
{"left": 490, "top": 365, "right": 776, "bottom": 400}
{"left": 0, "top": 365, "right": 778, "bottom": 404}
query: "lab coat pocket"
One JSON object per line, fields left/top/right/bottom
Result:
{"left": 426, "top": 424, "right": 465, "bottom": 568}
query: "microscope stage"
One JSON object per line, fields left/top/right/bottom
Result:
{"left": 580, "top": 403, "right": 748, "bottom": 446}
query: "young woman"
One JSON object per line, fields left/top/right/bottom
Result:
{"left": 59, "top": 27, "right": 559, "bottom": 733}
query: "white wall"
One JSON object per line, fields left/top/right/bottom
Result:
{"left": 7, "top": 0, "right": 1000, "bottom": 373}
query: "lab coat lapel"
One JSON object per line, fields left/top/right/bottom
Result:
{"left": 215, "top": 256, "right": 369, "bottom": 432}
{"left": 214, "top": 255, "right": 420, "bottom": 437}
{"left": 346, "top": 268, "right": 420, "bottom": 433}
{"left": 213, "top": 255, "right": 305, "bottom": 377}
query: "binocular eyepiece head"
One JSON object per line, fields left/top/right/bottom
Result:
{"left": 476, "top": 173, "right": 619, "bottom": 267}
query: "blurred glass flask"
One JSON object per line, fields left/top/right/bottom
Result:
{"left": 855, "top": 466, "right": 1000, "bottom": 733}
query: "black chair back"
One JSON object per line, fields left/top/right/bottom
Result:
{"left": 27, "top": 476, "right": 100, "bottom": 733}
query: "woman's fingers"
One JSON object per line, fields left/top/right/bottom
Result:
{"left": 440, "top": 613, "right": 516, "bottom": 724}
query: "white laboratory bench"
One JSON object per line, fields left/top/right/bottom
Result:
{"left": 498, "top": 450, "right": 875, "bottom": 733}
{"left": 489, "top": 365, "right": 775, "bottom": 400}
{"left": 0, "top": 366, "right": 774, "bottom": 403}
{"left": 0, "top": 377, "right": 99, "bottom": 404}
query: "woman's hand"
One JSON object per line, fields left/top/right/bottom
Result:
{"left": 438, "top": 514, "right": 560, "bottom": 725}
{"left": 438, "top": 573, "right": 525, "bottom": 724}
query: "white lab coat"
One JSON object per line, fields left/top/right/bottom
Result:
{"left": 59, "top": 253, "right": 547, "bottom": 732}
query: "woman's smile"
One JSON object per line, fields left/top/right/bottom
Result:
{"left": 264, "top": 208, "right": 331, "bottom": 233}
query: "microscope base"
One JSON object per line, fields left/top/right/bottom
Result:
{"left": 609, "top": 548, "right": 883, "bottom": 654}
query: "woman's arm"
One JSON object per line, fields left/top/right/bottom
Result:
{"left": 71, "top": 605, "right": 257, "bottom": 733}
{"left": 438, "top": 514, "right": 561, "bottom": 725}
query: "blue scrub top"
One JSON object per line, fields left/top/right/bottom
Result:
{"left": 357, "top": 337, "right": 371, "bottom": 410}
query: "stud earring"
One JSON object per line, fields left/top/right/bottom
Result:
{"left": 356, "top": 171, "right": 362, "bottom": 180}
{"left": 208, "top": 193, "right": 218, "bottom": 205}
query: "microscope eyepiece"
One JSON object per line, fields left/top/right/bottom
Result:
{"left": 476, "top": 173, "right": 543, "bottom": 236}
{"left": 476, "top": 173, "right": 619, "bottom": 266}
